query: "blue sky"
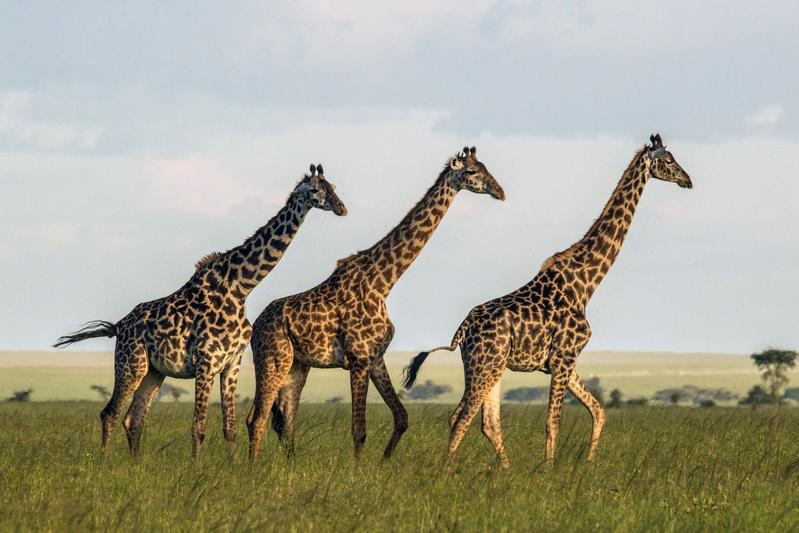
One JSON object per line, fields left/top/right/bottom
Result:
{"left": 1, "top": 1, "right": 797, "bottom": 353}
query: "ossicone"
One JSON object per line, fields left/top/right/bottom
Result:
{"left": 310, "top": 164, "right": 317, "bottom": 175}
{"left": 649, "top": 133, "right": 663, "bottom": 149}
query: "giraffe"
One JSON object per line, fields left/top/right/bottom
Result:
{"left": 246, "top": 147, "right": 505, "bottom": 461}
{"left": 54, "top": 164, "right": 346, "bottom": 459}
{"left": 403, "top": 134, "right": 693, "bottom": 469}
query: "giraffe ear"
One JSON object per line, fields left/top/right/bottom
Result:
{"left": 449, "top": 156, "right": 464, "bottom": 170}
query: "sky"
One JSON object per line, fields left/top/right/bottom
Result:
{"left": 1, "top": 1, "right": 797, "bottom": 354}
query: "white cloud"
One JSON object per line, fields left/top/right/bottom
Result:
{"left": 0, "top": 91, "right": 103, "bottom": 149}
{"left": 503, "top": 1, "right": 798, "bottom": 54}
{"left": 745, "top": 105, "right": 783, "bottom": 127}
{"left": 24, "top": 222, "right": 80, "bottom": 250}
{"left": 265, "top": 0, "right": 495, "bottom": 61}
{"left": 145, "top": 155, "right": 254, "bottom": 216}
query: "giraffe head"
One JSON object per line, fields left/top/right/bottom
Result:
{"left": 644, "top": 134, "right": 693, "bottom": 189}
{"left": 296, "top": 163, "right": 348, "bottom": 216}
{"left": 448, "top": 146, "right": 506, "bottom": 200}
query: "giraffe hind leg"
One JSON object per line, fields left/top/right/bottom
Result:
{"left": 481, "top": 379, "right": 510, "bottom": 469}
{"left": 101, "top": 337, "right": 148, "bottom": 459}
{"left": 449, "top": 399, "right": 465, "bottom": 430}
{"left": 567, "top": 372, "right": 606, "bottom": 461}
{"left": 272, "top": 361, "right": 310, "bottom": 457}
{"left": 122, "top": 367, "right": 165, "bottom": 457}
{"left": 247, "top": 330, "right": 294, "bottom": 462}
{"left": 447, "top": 361, "right": 505, "bottom": 470}
{"left": 219, "top": 353, "right": 243, "bottom": 459}
{"left": 370, "top": 357, "right": 408, "bottom": 459}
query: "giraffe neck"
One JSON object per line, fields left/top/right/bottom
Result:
{"left": 221, "top": 193, "right": 311, "bottom": 299}
{"left": 362, "top": 170, "right": 459, "bottom": 296}
{"left": 562, "top": 151, "right": 649, "bottom": 303}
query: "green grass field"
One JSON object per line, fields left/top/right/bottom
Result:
{"left": 1, "top": 402, "right": 798, "bottom": 531}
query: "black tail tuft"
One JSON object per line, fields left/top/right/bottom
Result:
{"left": 53, "top": 320, "right": 117, "bottom": 348}
{"left": 402, "top": 351, "right": 430, "bottom": 390}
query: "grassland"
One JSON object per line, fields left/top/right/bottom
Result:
{"left": 1, "top": 402, "right": 798, "bottom": 531}
{"left": 1, "top": 350, "right": 785, "bottom": 403}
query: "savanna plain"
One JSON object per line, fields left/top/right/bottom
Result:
{"left": 2, "top": 351, "right": 798, "bottom": 531}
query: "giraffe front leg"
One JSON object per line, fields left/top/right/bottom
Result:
{"left": 219, "top": 353, "right": 242, "bottom": 460}
{"left": 544, "top": 368, "right": 572, "bottom": 465}
{"left": 350, "top": 363, "right": 370, "bottom": 458}
{"left": 567, "top": 372, "right": 606, "bottom": 462}
{"left": 192, "top": 367, "right": 215, "bottom": 460}
{"left": 122, "top": 367, "right": 165, "bottom": 457}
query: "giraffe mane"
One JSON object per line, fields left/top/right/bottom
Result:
{"left": 542, "top": 147, "right": 648, "bottom": 271}
{"left": 330, "top": 164, "right": 452, "bottom": 274}
{"left": 195, "top": 251, "right": 224, "bottom": 271}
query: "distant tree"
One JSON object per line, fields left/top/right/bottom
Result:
{"left": 608, "top": 389, "right": 623, "bottom": 408}
{"left": 751, "top": 348, "right": 797, "bottom": 407}
{"left": 783, "top": 387, "right": 799, "bottom": 402}
{"left": 626, "top": 397, "right": 649, "bottom": 406}
{"left": 739, "top": 385, "right": 771, "bottom": 409}
{"left": 6, "top": 389, "right": 33, "bottom": 402}
{"left": 326, "top": 396, "right": 344, "bottom": 404}
{"left": 652, "top": 385, "right": 738, "bottom": 406}
{"left": 503, "top": 386, "right": 549, "bottom": 403}
{"left": 698, "top": 399, "right": 716, "bottom": 408}
{"left": 669, "top": 390, "right": 686, "bottom": 405}
{"left": 406, "top": 380, "right": 452, "bottom": 401}
{"left": 90, "top": 384, "right": 111, "bottom": 401}
{"left": 158, "top": 383, "right": 188, "bottom": 402}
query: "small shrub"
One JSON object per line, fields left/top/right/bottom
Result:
{"left": 503, "top": 386, "right": 548, "bottom": 403}
{"left": 158, "top": 383, "right": 189, "bottom": 402}
{"left": 627, "top": 397, "right": 649, "bottom": 406}
{"left": 406, "top": 380, "right": 452, "bottom": 401}
{"left": 6, "top": 389, "right": 33, "bottom": 402}
{"left": 739, "top": 385, "right": 770, "bottom": 408}
{"left": 608, "top": 389, "right": 623, "bottom": 408}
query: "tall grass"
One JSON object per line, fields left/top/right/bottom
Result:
{"left": 1, "top": 403, "right": 798, "bottom": 531}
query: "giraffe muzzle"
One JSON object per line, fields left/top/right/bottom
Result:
{"left": 490, "top": 187, "right": 506, "bottom": 201}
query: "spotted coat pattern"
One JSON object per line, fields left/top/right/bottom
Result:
{"left": 246, "top": 148, "right": 506, "bottom": 461}
{"left": 55, "top": 165, "right": 346, "bottom": 459}
{"left": 404, "top": 135, "right": 693, "bottom": 469}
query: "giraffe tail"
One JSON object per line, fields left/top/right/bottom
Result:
{"left": 53, "top": 320, "right": 117, "bottom": 348}
{"left": 401, "top": 321, "right": 468, "bottom": 390}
